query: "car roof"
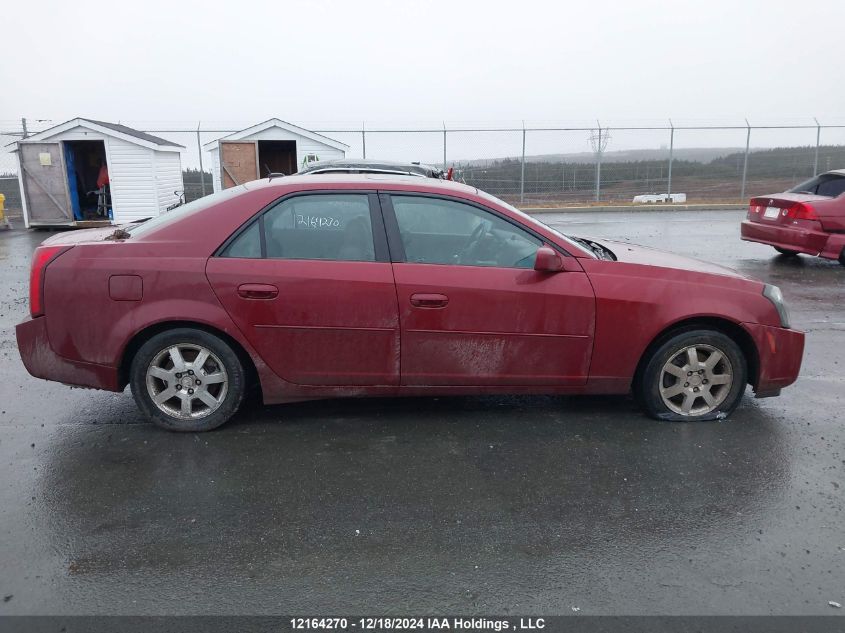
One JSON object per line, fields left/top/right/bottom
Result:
{"left": 244, "top": 173, "right": 478, "bottom": 194}
{"left": 824, "top": 168, "right": 845, "bottom": 177}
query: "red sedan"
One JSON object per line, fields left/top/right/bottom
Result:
{"left": 17, "top": 175, "right": 804, "bottom": 431}
{"left": 741, "top": 169, "right": 845, "bottom": 264}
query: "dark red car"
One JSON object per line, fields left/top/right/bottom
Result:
{"left": 17, "top": 175, "right": 804, "bottom": 431}
{"left": 741, "top": 169, "right": 845, "bottom": 264}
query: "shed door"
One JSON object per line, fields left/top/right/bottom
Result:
{"left": 20, "top": 143, "right": 73, "bottom": 224}
{"left": 220, "top": 141, "right": 258, "bottom": 189}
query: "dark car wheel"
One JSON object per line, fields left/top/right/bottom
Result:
{"left": 637, "top": 329, "right": 747, "bottom": 422}
{"left": 130, "top": 328, "right": 246, "bottom": 432}
{"left": 774, "top": 247, "right": 799, "bottom": 257}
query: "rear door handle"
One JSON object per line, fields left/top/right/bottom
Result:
{"left": 237, "top": 283, "right": 279, "bottom": 300}
{"left": 410, "top": 293, "right": 449, "bottom": 308}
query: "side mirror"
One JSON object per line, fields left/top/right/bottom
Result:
{"left": 534, "top": 246, "right": 564, "bottom": 272}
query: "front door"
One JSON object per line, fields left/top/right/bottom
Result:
{"left": 220, "top": 141, "right": 258, "bottom": 189}
{"left": 384, "top": 194, "right": 595, "bottom": 386}
{"left": 206, "top": 192, "right": 400, "bottom": 386}
{"left": 19, "top": 143, "right": 73, "bottom": 225}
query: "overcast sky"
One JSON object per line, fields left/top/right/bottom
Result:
{"left": 2, "top": 0, "right": 843, "bottom": 130}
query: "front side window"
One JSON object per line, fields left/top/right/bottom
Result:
{"left": 222, "top": 194, "right": 376, "bottom": 261}
{"left": 391, "top": 196, "right": 542, "bottom": 268}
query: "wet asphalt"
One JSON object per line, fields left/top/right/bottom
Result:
{"left": 0, "top": 209, "right": 842, "bottom": 616}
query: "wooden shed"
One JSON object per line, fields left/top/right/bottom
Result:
{"left": 15, "top": 118, "right": 184, "bottom": 227}
{"left": 203, "top": 119, "right": 348, "bottom": 192}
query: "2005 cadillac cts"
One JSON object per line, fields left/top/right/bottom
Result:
{"left": 16, "top": 175, "right": 804, "bottom": 432}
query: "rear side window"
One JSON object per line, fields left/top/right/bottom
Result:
{"left": 221, "top": 194, "right": 376, "bottom": 262}
{"left": 222, "top": 221, "right": 261, "bottom": 258}
{"left": 788, "top": 174, "right": 845, "bottom": 197}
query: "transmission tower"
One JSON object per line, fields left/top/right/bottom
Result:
{"left": 589, "top": 127, "right": 611, "bottom": 157}
{"left": 589, "top": 127, "right": 610, "bottom": 201}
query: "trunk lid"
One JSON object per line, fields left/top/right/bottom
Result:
{"left": 747, "top": 192, "right": 825, "bottom": 226}
{"left": 40, "top": 225, "right": 129, "bottom": 246}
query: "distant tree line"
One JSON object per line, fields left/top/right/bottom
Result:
{"left": 182, "top": 168, "right": 214, "bottom": 203}
{"left": 458, "top": 145, "right": 845, "bottom": 197}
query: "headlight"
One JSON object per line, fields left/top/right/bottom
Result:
{"left": 763, "top": 284, "right": 791, "bottom": 329}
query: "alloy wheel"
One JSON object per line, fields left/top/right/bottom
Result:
{"left": 658, "top": 344, "right": 734, "bottom": 416}
{"left": 145, "top": 344, "right": 229, "bottom": 420}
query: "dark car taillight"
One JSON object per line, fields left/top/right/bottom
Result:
{"left": 29, "top": 245, "right": 70, "bottom": 318}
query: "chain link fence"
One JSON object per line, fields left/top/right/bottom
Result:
{"left": 2, "top": 119, "right": 845, "bottom": 214}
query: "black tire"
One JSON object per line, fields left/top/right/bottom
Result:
{"left": 839, "top": 248, "right": 845, "bottom": 267}
{"left": 130, "top": 328, "right": 246, "bottom": 432}
{"left": 637, "top": 329, "right": 748, "bottom": 422}
{"left": 774, "top": 247, "right": 799, "bottom": 257}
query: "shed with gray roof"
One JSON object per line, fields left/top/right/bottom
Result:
{"left": 14, "top": 117, "right": 184, "bottom": 227}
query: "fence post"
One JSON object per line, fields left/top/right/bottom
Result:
{"left": 442, "top": 123, "right": 447, "bottom": 171}
{"left": 362, "top": 122, "right": 367, "bottom": 159}
{"left": 520, "top": 123, "right": 526, "bottom": 204}
{"left": 740, "top": 120, "right": 751, "bottom": 201}
{"left": 595, "top": 123, "right": 602, "bottom": 202}
{"left": 196, "top": 122, "right": 206, "bottom": 198}
{"left": 667, "top": 120, "right": 674, "bottom": 198}
{"left": 21, "top": 118, "right": 28, "bottom": 139}
{"left": 813, "top": 117, "right": 820, "bottom": 176}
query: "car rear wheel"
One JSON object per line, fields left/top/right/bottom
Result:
{"left": 774, "top": 247, "right": 799, "bottom": 256}
{"left": 637, "top": 330, "right": 747, "bottom": 422}
{"left": 130, "top": 328, "right": 246, "bottom": 432}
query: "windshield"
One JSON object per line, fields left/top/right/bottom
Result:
{"left": 475, "top": 189, "right": 597, "bottom": 258}
{"left": 126, "top": 185, "right": 249, "bottom": 237}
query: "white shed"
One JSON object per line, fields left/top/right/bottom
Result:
{"left": 15, "top": 118, "right": 184, "bottom": 227}
{"left": 203, "top": 119, "right": 348, "bottom": 192}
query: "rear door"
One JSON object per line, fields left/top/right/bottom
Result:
{"left": 19, "top": 143, "right": 73, "bottom": 225}
{"left": 382, "top": 193, "right": 595, "bottom": 386}
{"left": 220, "top": 141, "right": 258, "bottom": 189}
{"left": 206, "top": 192, "right": 400, "bottom": 386}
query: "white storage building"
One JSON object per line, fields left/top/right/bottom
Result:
{"left": 203, "top": 119, "right": 348, "bottom": 192}
{"left": 15, "top": 118, "right": 184, "bottom": 227}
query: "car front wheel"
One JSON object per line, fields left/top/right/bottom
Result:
{"left": 130, "top": 328, "right": 246, "bottom": 432}
{"left": 774, "top": 247, "right": 799, "bottom": 256}
{"left": 638, "top": 329, "right": 747, "bottom": 421}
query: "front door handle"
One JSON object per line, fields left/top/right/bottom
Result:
{"left": 237, "top": 283, "right": 279, "bottom": 300}
{"left": 410, "top": 293, "right": 449, "bottom": 308}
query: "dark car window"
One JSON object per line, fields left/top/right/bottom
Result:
{"left": 222, "top": 220, "right": 261, "bottom": 258}
{"left": 264, "top": 194, "right": 375, "bottom": 262}
{"left": 817, "top": 176, "right": 845, "bottom": 197}
{"left": 788, "top": 174, "right": 845, "bottom": 197}
{"left": 391, "top": 196, "right": 541, "bottom": 268}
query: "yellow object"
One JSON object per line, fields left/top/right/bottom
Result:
{"left": 0, "top": 193, "right": 6, "bottom": 228}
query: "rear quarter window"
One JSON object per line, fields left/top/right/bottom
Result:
{"left": 221, "top": 221, "right": 261, "bottom": 258}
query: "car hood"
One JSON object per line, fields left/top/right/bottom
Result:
{"left": 589, "top": 238, "right": 753, "bottom": 280}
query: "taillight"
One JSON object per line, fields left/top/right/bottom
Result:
{"left": 784, "top": 202, "right": 818, "bottom": 221}
{"left": 29, "top": 245, "right": 69, "bottom": 317}
{"left": 747, "top": 199, "right": 764, "bottom": 218}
